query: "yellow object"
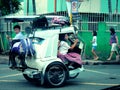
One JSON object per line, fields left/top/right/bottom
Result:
{"left": 70, "top": 13, "right": 72, "bottom": 25}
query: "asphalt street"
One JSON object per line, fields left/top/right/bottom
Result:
{"left": 0, "top": 64, "right": 120, "bottom": 90}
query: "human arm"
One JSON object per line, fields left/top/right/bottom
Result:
{"left": 115, "top": 36, "right": 118, "bottom": 44}
{"left": 69, "top": 39, "right": 79, "bottom": 50}
{"left": 91, "top": 37, "right": 95, "bottom": 44}
{"left": 6, "top": 34, "right": 12, "bottom": 41}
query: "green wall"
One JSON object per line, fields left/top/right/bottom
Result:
{"left": 78, "top": 22, "right": 120, "bottom": 60}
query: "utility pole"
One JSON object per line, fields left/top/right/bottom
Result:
{"left": 108, "top": 0, "right": 112, "bottom": 21}
{"left": 9, "top": 0, "right": 13, "bottom": 14}
{"left": 116, "top": 0, "right": 118, "bottom": 22}
{"left": 32, "top": 0, "right": 36, "bottom": 15}
{"left": 54, "top": 0, "right": 57, "bottom": 13}
{"left": 27, "top": 0, "right": 29, "bottom": 15}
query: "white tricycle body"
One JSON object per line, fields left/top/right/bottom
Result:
{"left": 18, "top": 26, "right": 84, "bottom": 87}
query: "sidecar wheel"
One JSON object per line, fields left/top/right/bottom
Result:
{"left": 23, "top": 74, "right": 36, "bottom": 82}
{"left": 44, "top": 61, "right": 68, "bottom": 87}
{"left": 69, "top": 73, "right": 79, "bottom": 79}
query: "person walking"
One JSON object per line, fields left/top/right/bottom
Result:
{"left": 107, "top": 27, "right": 119, "bottom": 61}
{"left": 91, "top": 31, "right": 99, "bottom": 60}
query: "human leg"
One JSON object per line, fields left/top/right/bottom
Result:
{"left": 91, "top": 46, "right": 99, "bottom": 60}
{"left": 108, "top": 43, "right": 118, "bottom": 60}
{"left": 107, "top": 51, "right": 114, "bottom": 60}
{"left": 9, "top": 51, "right": 17, "bottom": 68}
{"left": 19, "top": 52, "right": 27, "bottom": 68}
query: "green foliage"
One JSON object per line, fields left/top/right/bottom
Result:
{"left": 0, "top": 0, "right": 21, "bottom": 16}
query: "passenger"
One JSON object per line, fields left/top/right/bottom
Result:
{"left": 58, "top": 34, "right": 83, "bottom": 68}
{"left": 6, "top": 25, "right": 27, "bottom": 69}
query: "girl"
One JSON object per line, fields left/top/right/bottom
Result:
{"left": 58, "top": 34, "right": 82, "bottom": 66}
{"left": 107, "top": 28, "right": 119, "bottom": 60}
{"left": 91, "top": 31, "right": 99, "bottom": 60}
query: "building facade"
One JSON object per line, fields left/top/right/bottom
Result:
{"left": 0, "top": 0, "right": 120, "bottom": 60}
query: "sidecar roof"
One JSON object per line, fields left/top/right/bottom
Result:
{"left": 32, "top": 26, "right": 75, "bottom": 39}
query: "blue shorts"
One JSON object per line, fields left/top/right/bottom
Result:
{"left": 92, "top": 46, "right": 97, "bottom": 50}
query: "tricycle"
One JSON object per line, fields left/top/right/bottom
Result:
{"left": 8, "top": 15, "right": 84, "bottom": 87}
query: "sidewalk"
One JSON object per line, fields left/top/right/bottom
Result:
{"left": 0, "top": 55, "right": 120, "bottom": 65}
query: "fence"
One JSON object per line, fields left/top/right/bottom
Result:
{"left": 0, "top": 12, "right": 120, "bottom": 59}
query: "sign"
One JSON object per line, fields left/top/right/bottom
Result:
{"left": 72, "top": 0, "right": 78, "bottom": 14}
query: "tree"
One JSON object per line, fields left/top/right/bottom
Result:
{"left": 0, "top": 0, "right": 21, "bottom": 16}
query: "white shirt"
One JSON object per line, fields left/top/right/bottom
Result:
{"left": 92, "top": 36, "right": 97, "bottom": 46}
{"left": 59, "top": 41, "right": 70, "bottom": 55}
{"left": 13, "top": 32, "right": 25, "bottom": 40}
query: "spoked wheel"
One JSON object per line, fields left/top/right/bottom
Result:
{"left": 44, "top": 61, "right": 68, "bottom": 87}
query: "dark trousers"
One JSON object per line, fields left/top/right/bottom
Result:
{"left": 9, "top": 50, "right": 27, "bottom": 67}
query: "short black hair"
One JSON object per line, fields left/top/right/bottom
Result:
{"left": 59, "top": 34, "right": 66, "bottom": 41}
{"left": 13, "top": 25, "right": 21, "bottom": 30}
{"left": 110, "top": 27, "right": 116, "bottom": 35}
{"left": 93, "top": 31, "right": 97, "bottom": 36}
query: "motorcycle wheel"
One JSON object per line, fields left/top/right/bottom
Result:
{"left": 44, "top": 61, "right": 68, "bottom": 87}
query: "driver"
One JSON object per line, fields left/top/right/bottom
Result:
{"left": 6, "top": 25, "right": 27, "bottom": 69}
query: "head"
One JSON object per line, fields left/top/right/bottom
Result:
{"left": 110, "top": 27, "right": 116, "bottom": 35}
{"left": 92, "top": 31, "right": 97, "bottom": 36}
{"left": 13, "top": 25, "right": 21, "bottom": 34}
{"left": 59, "top": 34, "right": 68, "bottom": 41}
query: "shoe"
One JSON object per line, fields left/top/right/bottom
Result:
{"left": 94, "top": 57, "right": 99, "bottom": 60}
{"left": 22, "top": 66, "right": 27, "bottom": 69}
{"left": 9, "top": 66, "right": 17, "bottom": 69}
{"left": 107, "top": 58, "right": 111, "bottom": 61}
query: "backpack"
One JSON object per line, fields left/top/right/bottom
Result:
{"left": 11, "top": 38, "right": 35, "bottom": 57}
{"left": 20, "top": 38, "right": 35, "bottom": 57}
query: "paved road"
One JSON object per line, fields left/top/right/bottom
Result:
{"left": 0, "top": 64, "right": 120, "bottom": 90}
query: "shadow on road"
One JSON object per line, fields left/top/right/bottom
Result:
{"left": 102, "top": 85, "right": 120, "bottom": 90}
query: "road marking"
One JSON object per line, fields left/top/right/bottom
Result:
{"left": 80, "top": 82, "right": 120, "bottom": 86}
{"left": 0, "top": 79, "right": 119, "bottom": 86}
{"left": 85, "top": 69, "right": 120, "bottom": 77}
{"left": 0, "top": 73, "right": 22, "bottom": 79}
{"left": 0, "top": 68, "right": 9, "bottom": 70}
{"left": 0, "top": 80, "right": 22, "bottom": 83}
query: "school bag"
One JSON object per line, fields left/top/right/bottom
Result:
{"left": 11, "top": 38, "right": 35, "bottom": 57}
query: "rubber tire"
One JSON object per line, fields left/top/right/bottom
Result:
{"left": 44, "top": 61, "right": 68, "bottom": 87}
{"left": 69, "top": 73, "right": 79, "bottom": 79}
{"left": 23, "top": 74, "right": 37, "bottom": 82}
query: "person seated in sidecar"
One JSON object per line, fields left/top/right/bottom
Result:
{"left": 57, "top": 34, "right": 83, "bottom": 69}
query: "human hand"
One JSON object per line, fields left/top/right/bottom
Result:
{"left": 6, "top": 34, "right": 11, "bottom": 40}
{"left": 74, "top": 39, "right": 79, "bottom": 43}
{"left": 6, "top": 34, "right": 10, "bottom": 39}
{"left": 118, "top": 44, "right": 120, "bottom": 48}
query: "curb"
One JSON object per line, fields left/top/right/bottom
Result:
{"left": 83, "top": 60, "right": 120, "bottom": 65}
{"left": 0, "top": 55, "right": 120, "bottom": 65}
